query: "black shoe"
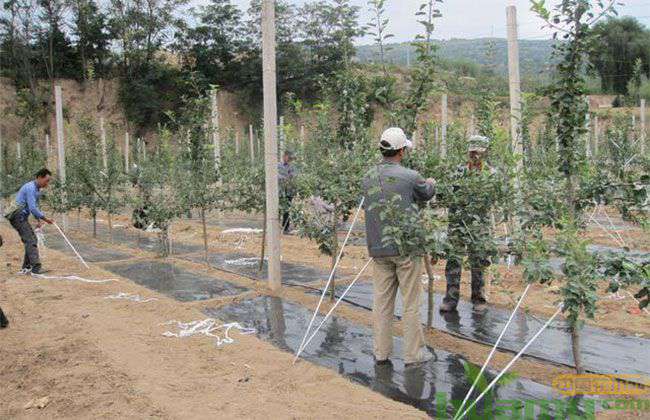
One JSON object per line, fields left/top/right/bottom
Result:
{"left": 30, "top": 266, "right": 48, "bottom": 275}
{"left": 439, "top": 301, "right": 458, "bottom": 313}
{"left": 0, "top": 308, "right": 8, "bottom": 329}
{"left": 472, "top": 296, "right": 488, "bottom": 311}
{"left": 375, "top": 359, "right": 393, "bottom": 366}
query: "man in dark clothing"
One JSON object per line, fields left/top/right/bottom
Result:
{"left": 363, "top": 127, "right": 436, "bottom": 366}
{"left": 440, "top": 136, "right": 500, "bottom": 312}
{"left": 278, "top": 151, "right": 297, "bottom": 234}
{"left": 5, "top": 168, "right": 54, "bottom": 274}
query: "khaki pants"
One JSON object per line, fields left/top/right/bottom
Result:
{"left": 372, "top": 255, "right": 425, "bottom": 364}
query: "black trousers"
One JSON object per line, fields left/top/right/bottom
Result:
{"left": 281, "top": 195, "right": 294, "bottom": 233}
{"left": 9, "top": 214, "right": 41, "bottom": 270}
{"left": 0, "top": 306, "right": 8, "bottom": 328}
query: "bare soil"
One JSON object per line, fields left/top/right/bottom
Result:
{"left": 1, "top": 208, "right": 648, "bottom": 419}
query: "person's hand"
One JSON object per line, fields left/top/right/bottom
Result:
{"left": 36, "top": 220, "right": 43, "bottom": 229}
{"left": 42, "top": 217, "right": 54, "bottom": 225}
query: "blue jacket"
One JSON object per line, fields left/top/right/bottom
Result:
{"left": 16, "top": 180, "right": 45, "bottom": 220}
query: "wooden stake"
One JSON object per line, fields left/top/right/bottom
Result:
{"left": 211, "top": 89, "right": 221, "bottom": 169}
{"left": 235, "top": 130, "right": 241, "bottom": 154}
{"left": 262, "top": 0, "right": 282, "bottom": 292}
{"left": 249, "top": 125, "right": 255, "bottom": 161}
{"left": 441, "top": 93, "right": 448, "bottom": 158}
{"left": 300, "top": 125, "right": 305, "bottom": 149}
{"left": 54, "top": 85, "right": 67, "bottom": 229}
{"left": 125, "top": 132, "right": 130, "bottom": 172}
{"left": 593, "top": 116, "right": 599, "bottom": 158}
{"left": 45, "top": 133, "right": 51, "bottom": 161}
{"left": 641, "top": 99, "right": 646, "bottom": 155}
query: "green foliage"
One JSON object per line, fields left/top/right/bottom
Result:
{"left": 554, "top": 223, "right": 600, "bottom": 327}
{"left": 589, "top": 17, "right": 650, "bottom": 95}
{"left": 290, "top": 105, "right": 374, "bottom": 256}
{"left": 370, "top": 192, "right": 446, "bottom": 259}
{"left": 57, "top": 117, "right": 127, "bottom": 225}
{"left": 459, "top": 361, "right": 518, "bottom": 418}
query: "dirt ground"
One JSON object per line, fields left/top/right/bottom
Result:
{"left": 0, "top": 222, "right": 430, "bottom": 419}
{"left": 1, "top": 209, "right": 648, "bottom": 419}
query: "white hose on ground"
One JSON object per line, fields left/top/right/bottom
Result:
{"left": 162, "top": 319, "right": 256, "bottom": 346}
{"left": 455, "top": 304, "right": 564, "bottom": 420}
{"left": 294, "top": 258, "right": 373, "bottom": 363}
{"left": 105, "top": 292, "right": 157, "bottom": 303}
{"left": 452, "top": 283, "right": 532, "bottom": 420}
{"left": 53, "top": 222, "right": 89, "bottom": 269}
{"left": 31, "top": 273, "right": 115, "bottom": 283}
{"left": 293, "top": 197, "right": 365, "bottom": 364}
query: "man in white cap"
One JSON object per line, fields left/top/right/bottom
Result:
{"left": 440, "top": 135, "right": 499, "bottom": 312}
{"left": 362, "top": 127, "right": 436, "bottom": 367}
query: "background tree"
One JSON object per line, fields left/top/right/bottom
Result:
{"left": 589, "top": 16, "right": 650, "bottom": 95}
{"left": 364, "top": 0, "right": 393, "bottom": 76}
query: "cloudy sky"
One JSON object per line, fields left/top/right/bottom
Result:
{"left": 225, "top": 0, "right": 650, "bottom": 42}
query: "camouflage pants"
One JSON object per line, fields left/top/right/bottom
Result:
{"left": 443, "top": 227, "right": 492, "bottom": 305}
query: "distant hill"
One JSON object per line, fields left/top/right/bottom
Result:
{"left": 355, "top": 38, "right": 556, "bottom": 79}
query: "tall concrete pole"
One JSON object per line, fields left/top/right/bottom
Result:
{"left": 441, "top": 93, "right": 448, "bottom": 159}
{"left": 249, "top": 124, "right": 255, "bottom": 161}
{"left": 279, "top": 115, "right": 285, "bottom": 157}
{"left": 641, "top": 99, "right": 646, "bottom": 155}
{"left": 506, "top": 5, "right": 523, "bottom": 160}
{"left": 211, "top": 89, "right": 221, "bottom": 170}
{"left": 55, "top": 85, "right": 67, "bottom": 228}
{"left": 100, "top": 117, "right": 108, "bottom": 170}
{"left": 262, "top": 0, "right": 282, "bottom": 292}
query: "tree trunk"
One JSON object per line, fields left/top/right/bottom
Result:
{"left": 107, "top": 211, "right": 113, "bottom": 244}
{"left": 424, "top": 255, "right": 435, "bottom": 328}
{"left": 201, "top": 207, "right": 208, "bottom": 264}
{"left": 92, "top": 209, "right": 97, "bottom": 238}
{"left": 159, "top": 225, "right": 170, "bottom": 258}
{"left": 571, "top": 325, "right": 583, "bottom": 375}
{"left": 329, "top": 217, "right": 339, "bottom": 301}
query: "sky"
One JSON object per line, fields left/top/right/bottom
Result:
{"left": 225, "top": 0, "right": 650, "bottom": 43}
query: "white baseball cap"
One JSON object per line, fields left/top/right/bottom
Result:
{"left": 379, "top": 127, "right": 413, "bottom": 151}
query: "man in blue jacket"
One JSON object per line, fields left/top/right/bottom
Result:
{"left": 6, "top": 168, "right": 55, "bottom": 274}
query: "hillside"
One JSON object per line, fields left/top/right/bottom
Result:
{"left": 356, "top": 38, "right": 556, "bottom": 79}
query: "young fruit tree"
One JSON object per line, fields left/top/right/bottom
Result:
{"left": 172, "top": 89, "right": 222, "bottom": 262}
{"left": 524, "top": 0, "right": 638, "bottom": 374}
{"left": 131, "top": 132, "right": 183, "bottom": 256}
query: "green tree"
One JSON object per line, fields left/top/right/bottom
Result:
{"left": 589, "top": 17, "right": 650, "bottom": 94}
{"left": 364, "top": 0, "right": 394, "bottom": 75}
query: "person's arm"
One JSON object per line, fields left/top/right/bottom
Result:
{"left": 26, "top": 185, "right": 51, "bottom": 223}
{"left": 413, "top": 175, "right": 435, "bottom": 202}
